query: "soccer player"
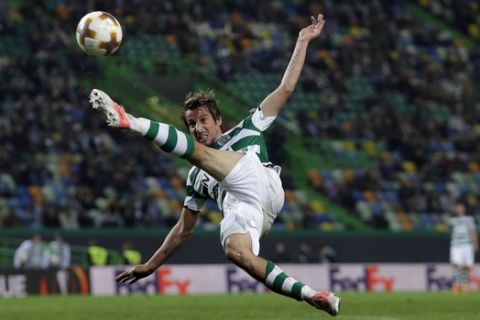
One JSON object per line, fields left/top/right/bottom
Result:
{"left": 92, "top": 14, "right": 340, "bottom": 315}
{"left": 449, "top": 202, "right": 478, "bottom": 293}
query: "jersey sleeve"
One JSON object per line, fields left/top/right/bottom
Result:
{"left": 448, "top": 217, "right": 453, "bottom": 227}
{"left": 183, "top": 167, "right": 207, "bottom": 212}
{"left": 468, "top": 217, "right": 476, "bottom": 231}
{"left": 248, "top": 107, "right": 277, "bottom": 132}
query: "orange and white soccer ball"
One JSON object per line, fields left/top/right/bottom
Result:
{"left": 76, "top": 11, "right": 123, "bottom": 56}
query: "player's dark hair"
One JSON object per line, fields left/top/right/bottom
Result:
{"left": 182, "top": 89, "right": 221, "bottom": 128}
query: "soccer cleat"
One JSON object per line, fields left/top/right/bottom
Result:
{"left": 89, "top": 89, "right": 131, "bottom": 128}
{"left": 306, "top": 291, "right": 340, "bottom": 316}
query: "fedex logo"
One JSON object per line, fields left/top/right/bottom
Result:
{"left": 114, "top": 267, "right": 190, "bottom": 295}
{"left": 115, "top": 270, "right": 157, "bottom": 295}
{"left": 469, "top": 274, "right": 480, "bottom": 290}
{"left": 330, "top": 265, "right": 394, "bottom": 292}
{"left": 156, "top": 268, "right": 190, "bottom": 294}
{"left": 227, "top": 266, "right": 266, "bottom": 293}
{"left": 426, "top": 265, "right": 453, "bottom": 291}
{"left": 426, "top": 265, "right": 480, "bottom": 291}
{"left": 366, "top": 266, "right": 394, "bottom": 291}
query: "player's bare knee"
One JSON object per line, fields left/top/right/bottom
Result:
{"left": 224, "top": 244, "right": 254, "bottom": 269}
{"left": 224, "top": 244, "right": 242, "bottom": 263}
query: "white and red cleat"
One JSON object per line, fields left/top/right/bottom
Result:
{"left": 306, "top": 291, "right": 340, "bottom": 316}
{"left": 89, "top": 89, "right": 131, "bottom": 128}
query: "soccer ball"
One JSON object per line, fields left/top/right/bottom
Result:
{"left": 76, "top": 11, "right": 123, "bottom": 56}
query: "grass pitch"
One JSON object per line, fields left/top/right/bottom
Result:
{"left": 1, "top": 292, "right": 479, "bottom": 320}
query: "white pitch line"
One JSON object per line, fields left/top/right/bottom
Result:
{"left": 341, "top": 316, "right": 400, "bottom": 320}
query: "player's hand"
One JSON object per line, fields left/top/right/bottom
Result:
{"left": 298, "top": 14, "right": 325, "bottom": 42}
{"left": 115, "top": 264, "right": 155, "bottom": 284}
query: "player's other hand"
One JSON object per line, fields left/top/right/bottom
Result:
{"left": 299, "top": 14, "right": 325, "bottom": 42}
{"left": 115, "top": 264, "right": 154, "bottom": 284}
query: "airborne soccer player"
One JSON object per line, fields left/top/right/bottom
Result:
{"left": 91, "top": 14, "right": 340, "bottom": 315}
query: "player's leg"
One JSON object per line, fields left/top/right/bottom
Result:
{"left": 460, "top": 245, "right": 475, "bottom": 292}
{"left": 89, "top": 89, "right": 241, "bottom": 181}
{"left": 218, "top": 151, "right": 338, "bottom": 315}
{"left": 460, "top": 266, "right": 471, "bottom": 292}
{"left": 190, "top": 144, "right": 243, "bottom": 182}
{"left": 223, "top": 232, "right": 340, "bottom": 316}
{"left": 56, "top": 269, "right": 69, "bottom": 295}
{"left": 451, "top": 264, "right": 461, "bottom": 293}
{"left": 450, "top": 245, "right": 462, "bottom": 293}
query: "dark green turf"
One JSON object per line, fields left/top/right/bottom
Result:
{"left": 1, "top": 292, "right": 479, "bottom": 320}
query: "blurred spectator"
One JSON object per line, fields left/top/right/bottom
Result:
{"left": 318, "top": 244, "right": 337, "bottom": 263}
{"left": 295, "top": 242, "right": 314, "bottom": 263}
{"left": 1, "top": 0, "right": 480, "bottom": 232}
{"left": 122, "top": 241, "right": 142, "bottom": 265}
{"left": 273, "top": 241, "right": 291, "bottom": 263}
{"left": 418, "top": 0, "right": 480, "bottom": 41}
{"left": 86, "top": 239, "right": 109, "bottom": 266}
{"left": 13, "top": 234, "right": 49, "bottom": 269}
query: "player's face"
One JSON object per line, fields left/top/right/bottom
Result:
{"left": 454, "top": 204, "right": 465, "bottom": 216}
{"left": 184, "top": 106, "right": 222, "bottom": 146}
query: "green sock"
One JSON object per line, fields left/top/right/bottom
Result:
{"left": 264, "top": 261, "right": 315, "bottom": 301}
{"left": 454, "top": 268, "right": 462, "bottom": 286}
{"left": 461, "top": 269, "right": 469, "bottom": 285}
{"left": 454, "top": 268, "right": 460, "bottom": 284}
{"left": 143, "top": 121, "right": 195, "bottom": 159}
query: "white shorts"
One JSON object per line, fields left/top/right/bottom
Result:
{"left": 219, "top": 151, "right": 284, "bottom": 255}
{"left": 450, "top": 244, "right": 475, "bottom": 267}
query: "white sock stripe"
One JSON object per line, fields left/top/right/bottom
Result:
{"left": 300, "top": 285, "right": 316, "bottom": 300}
{"left": 153, "top": 123, "right": 170, "bottom": 146}
{"left": 135, "top": 117, "right": 151, "bottom": 136}
{"left": 281, "top": 277, "right": 296, "bottom": 293}
{"left": 265, "top": 265, "right": 283, "bottom": 286}
{"left": 172, "top": 130, "right": 188, "bottom": 155}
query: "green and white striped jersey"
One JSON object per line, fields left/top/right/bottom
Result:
{"left": 449, "top": 216, "right": 476, "bottom": 247}
{"left": 184, "top": 108, "right": 276, "bottom": 212}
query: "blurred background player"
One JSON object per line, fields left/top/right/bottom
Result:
{"left": 49, "top": 233, "right": 71, "bottom": 295}
{"left": 49, "top": 233, "right": 71, "bottom": 269}
{"left": 93, "top": 14, "right": 340, "bottom": 316}
{"left": 13, "top": 233, "right": 49, "bottom": 269}
{"left": 449, "top": 202, "right": 478, "bottom": 293}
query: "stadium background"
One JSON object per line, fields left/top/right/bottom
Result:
{"left": 0, "top": 0, "right": 480, "bottom": 298}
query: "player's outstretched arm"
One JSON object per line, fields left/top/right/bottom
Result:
{"left": 472, "top": 228, "right": 479, "bottom": 252}
{"left": 260, "top": 14, "right": 325, "bottom": 117}
{"left": 115, "top": 208, "right": 199, "bottom": 284}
